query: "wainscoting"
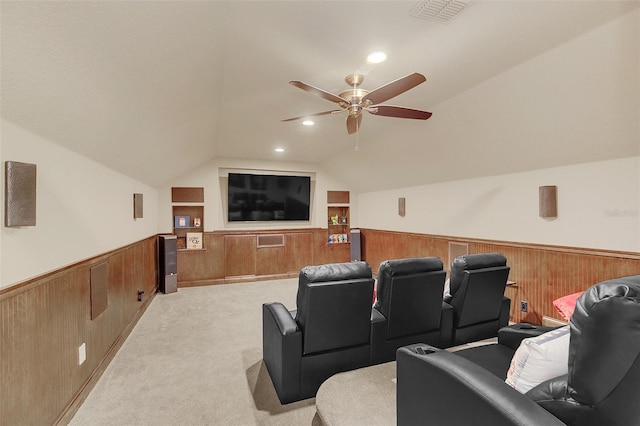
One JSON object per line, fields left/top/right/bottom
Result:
{"left": 359, "top": 228, "right": 640, "bottom": 324}
{"left": 0, "top": 236, "right": 157, "bottom": 425}
{"left": 176, "top": 228, "right": 350, "bottom": 286}
{"left": 3, "top": 228, "right": 637, "bottom": 424}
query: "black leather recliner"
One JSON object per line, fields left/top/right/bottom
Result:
{"left": 397, "top": 275, "right": 640, "bottom": 426}
{"left": 370, "top": 257, "right": 452, "bottom": 364}
{"left": 262, "top": 261, "right": 375, "bottom": 404}
{"left": 445, "top": 253, "right": 511, "bottom": 346}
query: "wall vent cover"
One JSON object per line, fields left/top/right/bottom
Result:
{"left": 257, "top": 234, "right": 285, "bottom": 248}
{"left": 409, "top": 0, "right": 470, "bottom": 24}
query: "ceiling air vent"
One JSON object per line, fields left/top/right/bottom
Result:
{"left": 409, "top": 0, "right": 470, "bottom": 24}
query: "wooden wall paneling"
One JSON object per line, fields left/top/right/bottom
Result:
{"left": 224, "top": 235, "right": 257, "bottom": 277}
{"left": 177, "top": 249, "right": 210, "bottom": 283}
{"left": 171, "top": 187, "right": 204, "bottom": 203}
{"left": 0, "top": 237, "right": 158, "bottom": 425}
{"left": 256, "top": 246, "right": 288, "bottom": 276}
{"left": 145, "top": 237, "right": 159, "bottom": 295}
{"left": 205, "top": 233, "right": 225, "bottom": 280}
{"left": 176, "top": 233, "right": 224, "bottom": 285}
{"left": 325, "top": 243, "right": 351, "bottom": 265}
{"left": 327, "top": 190, "right": 350, "bottom": 204}
{"left": 124, "top": 244, "right": 144, "bottom": 319}
{"left": 90, "top": 263, "right": 108, "bottom": 320}
{"left": 285, "top": 232, "right": 314, "bottom": 272}
{"left": 0, "top": 267, "right": 89, "bottom": 425}
{"left": 359, "top": 228, "right": 640, "bottom": 325}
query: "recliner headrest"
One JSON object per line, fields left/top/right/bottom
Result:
{"left": 299, "top": 261, "right": 372, "bottom": 285}
{"left": 449, "top": 253, "right": 507, "bottom": 296}
{"left": 296, "top": 262, "right": 373, "bottom": 313}
{"left": 567, "top": 275, "right": 640, "bottom": 405}
{"left": 374, "top": 257, "right": 444, "bottom": 314}
{"left": 378, "top": 257, "right": 443, "bottom": 279}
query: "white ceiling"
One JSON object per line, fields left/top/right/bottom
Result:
{"left": 1, "top": 1, "right": 638, "bottom": 191}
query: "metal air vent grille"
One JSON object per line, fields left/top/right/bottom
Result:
{"left": 409, "top": 0, "right": 470, "bottom": 23}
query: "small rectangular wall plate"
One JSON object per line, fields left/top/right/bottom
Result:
{"left": 4, "top": 161, "right": 37, "bottom": 227}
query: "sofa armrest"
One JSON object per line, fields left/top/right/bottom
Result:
{"left": 396, "top": 344, "right": 565, "bottom": 426}
{"left": 262, "top": 303, "right": 303, "bottom": 404}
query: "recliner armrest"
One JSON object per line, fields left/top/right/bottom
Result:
{"left": 440, "top": 302, "right": 453, "bottom": 348}
{"left": 370, "top": 307, "right": 387, "bottom": 365}
{"left": 396, "top": 344, "right": 565, "bottom": 426}
{"left": 499, "top": 296, "right": 511, "bottom": 328}
{"left": 498, "top": 324, "right": 559, "bottom": 351}
{"left": 262, "top": 303, "right": 303, "bottom": 404}
{"left": 264, "top": 302, "right": 298, "bottom": 335}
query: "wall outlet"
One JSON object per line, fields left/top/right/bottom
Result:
{"left": 78, "top": 343, "right": 86, "bottom": 365}
{"left": 520, "top": 300, "right": 528, "bottom": 313}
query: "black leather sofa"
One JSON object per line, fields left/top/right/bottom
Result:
{"left": 397, "top": 275, "right": 640, "bottom": 426}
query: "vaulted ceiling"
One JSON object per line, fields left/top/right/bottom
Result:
{"left": 2, "top": 1, "right": 638, "bottom": 192}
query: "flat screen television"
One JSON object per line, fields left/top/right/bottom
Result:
{"left": 227, "top": 173, "right": 311, "bottom": 222}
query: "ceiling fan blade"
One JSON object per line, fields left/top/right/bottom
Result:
{"left": 367, "top": 105, "right": 432, "bottom": 120}
{"left": 346, "top": 114, "right": 362, "bottom": 134}
{"left": 362, "top": 73, "right": 426, "bottom": 105}
{"left": 281, "top": 109, "right": 343, "bottom": 122}
{"left": 289, "top": 81, "right": 348, "bottom": 104}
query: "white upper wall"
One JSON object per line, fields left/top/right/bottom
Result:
{"left": 357, "top": 157, "right": 640, "bottom": 252}
{"left": 1, "top": 120, "right": 159, "bottom": 288}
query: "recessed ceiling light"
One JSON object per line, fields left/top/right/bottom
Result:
{"left": 274, "top": 147, "right": 284, "bottom": 153}
{"left": 367, "top": 51, "right": 387, "bottom": 64}
{"left": 302, "top": 120, "right": 314, "bottom": 126}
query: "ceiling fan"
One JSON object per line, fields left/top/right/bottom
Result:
{"left": 282, "top": 72, "right": 432, "bottom": 134}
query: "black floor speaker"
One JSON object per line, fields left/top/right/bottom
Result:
{"left": 350, "top": 229, "right": 362, "bottom": 262}
{"left": 158, "top": 235, "right": 178, "bottom": 293}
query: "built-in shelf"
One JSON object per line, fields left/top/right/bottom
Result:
{"left": 172, "top": 187, "right": 204, "bottom": 250}
{"left": 327, "top": 190, "right": 350, "bottom": 245}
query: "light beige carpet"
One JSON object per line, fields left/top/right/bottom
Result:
{"left": 68, "top": 277, "right": 496, "bottom": 426}
{"left": 314, "top": 339, "right": 498, "bottom": 426}
{"left": 69, "top": 278, "right": 318, "bottom": 426}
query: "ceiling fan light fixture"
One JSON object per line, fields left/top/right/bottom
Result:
{"left": 366, "top": 51, "right": 387, "bottom": 64}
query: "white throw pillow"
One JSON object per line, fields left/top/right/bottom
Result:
{"left": 505, "top": 325, "right": 570, "bottom": 393}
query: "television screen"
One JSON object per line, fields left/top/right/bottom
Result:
{"left": 227, "top": 173, "right": 311, "bottom": 222}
